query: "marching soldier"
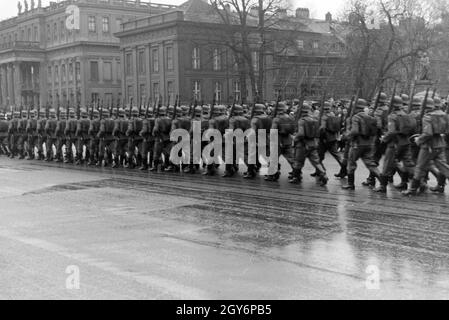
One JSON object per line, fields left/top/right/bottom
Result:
{"left": 87, "top": 109, "right": 101, "bottom": 166}
{"left": 244, "top": 103, "right": 272, "bottom": 179}
{"left": 112, "top": 108, "right": 128, "bottom": 168}
{"left": 403, "top": 98, "right": 449, "bottom": 195}
{"left": 16, "top": 110, "right": 29, "bottom": 159}
{"left": 290, "top": 104, "right": 328, "bottom": 186}
{"left": 342, "top": 99, "right": 382, "bottom": 190}
{"left": 316, "top": 101, "right": 345, "bottom": 178}
{"left": 8, "top": 111, "right": 20, "bottom": 158}
{"left": 75, "top": 108, "right": 90, "bottom": 165}
{"left": 265, "top": 102, "right": 295, "bottom": 182}
{"left": 64, "top": 109, "right": 77, "bottom": 164}
{"left": 44, "top": 109, "right": 58, "bottom": 162}
{"left": 36, "top": 109, "right": 47, "bottom": 160}
{"left": 54, "top": 109, "right": 67, "bottom": 163}
{"left": 125, "top": 107, "right": 141, "bottom": 169}
{"left": 205, "top": 105, "right": 229, "bottom": 176}
{"left": 151, "top": 106, "right": 172, "bottom": 172}
{"left": 97, "top": 109, "right": 115, "bottom": 167}
{"left": 363, "top": 92, "right": 388, "bottom": 187}
{"left": 0, "top": 112, "right": 10, "bottom": 156}
{"left": 183, "top": 104, "right": 204, "bottom": 174}
{"left": 139, "top": 106, "right": 155, "bottom": 171}
{"left": 169, "top": 105, "right": 191, "bottom": 172}
{"left": 224, "top": 104, "right": 251, "bottom": 178}
{"left": 374, "top": 96, "right": 416, "bottom": 193}
{"left": 25, "top": 110, "right": 38, "bottom": 160}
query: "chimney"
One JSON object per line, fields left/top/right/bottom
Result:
{"left": 325, "top": 12, "right": 332, "bottom": 22}
{"left": 278, "top": 8, "right": 287, "bottom": 19}
{"left": 296, "top": 8, "right": 310, "bottom": 19}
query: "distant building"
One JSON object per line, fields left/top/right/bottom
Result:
{"left": 116, "top": 0, "right": 348, "bottom": 104}
{"left": 0, "top": 0, "right": 176, "bottom": 110}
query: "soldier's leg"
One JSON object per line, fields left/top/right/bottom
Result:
{"left": 97, "top": 139, "right": 105, "bottom": 166}
{"left": 307, "top": 147, "right": 328, "bottom": 186}
{"left": 139, "top": 140, "right": 149, "bottom": 170}
{"left": 403, "top": 147, "right": 432, "bottom": 195}
{"left": 342, "top": 145, "right": 361, "bottom": 190}
{"left": 289, "top": 144, "right": 306, "bottom": 184}
{"left": 265, "top": 145, "right": 283, "bottom": 182}
{"left": 16, "top": 136, "right": 25, "bottom": 159}
{"left": 75, "top": 139, "right": 83, "bottom": 165}
{"left": 336, "top": 141, "right": 350, "bottom": 179}
{"left": 150, "top": 141, "right": 162, "bottom": 172}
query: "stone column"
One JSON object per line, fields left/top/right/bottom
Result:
{"left": 14, "top": 62, "right": 22, "bottom": 107}
{"left": 0, "top": 65, "right": 7, "bottom": 108}
{"left": 7, "top": 64, "right": 14, "bottom": 108}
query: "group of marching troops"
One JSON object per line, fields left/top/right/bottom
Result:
{"left": 1, "top": 88, "right": 449, "bottom": 196}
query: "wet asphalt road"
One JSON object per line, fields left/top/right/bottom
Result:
{"left": 0, "top": 155, "right": 449, "bottom": 300}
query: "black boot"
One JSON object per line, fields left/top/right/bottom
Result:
{"left": 362, "top": 173, "right": 375, "bottom": 187}
{"left": 202, "top": 165, "right": 215, "bottom": 176}
{"left": 342, "top": 173, "right": 355, "bottom": 190}
{"left": 334, "top": 165, "right": 347, "bottom": 179}
{"left": 243, "top": 165, "right": 256, "bottom": 179}
{"left": 430, "top": 175, "right": 446, "bottom": 194}
{"left": 394, "top": 172, "right": 409, "bottom": 190}
{"left": 402, "top": 179, "right": 420, "bottom": 196}
{"left": 374, "top": 175, "right": 387, "bottom": 193}
{"left": 222, "top": 165, "right": 235, "bottom": 178}
{"left": 288, "top": 169, "right": 302, "bottom": 184}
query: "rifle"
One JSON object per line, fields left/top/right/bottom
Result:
{"left": 172, "top": 94, "right": 179, "bottom": 120}
{"left": 100, "top": 100, "right": 104, "bottom": 121}
{"left": 318, "top": 91, "right": 327, "bottom": 125}
{"left": 346, "top": 88, "right": 361, "bottom": 122}
{"left": 372, "top": 86, "right": 384, "bottom": 114}
{"left": 138, "top": 97, "right": 142, "bottom": 118}
{"left": 66, "top": 100, "right": 70, "bottom": 120}
{"left": 154, "top": 95, "right": 161, "bottom": 118}
{"left": 295, "top": 93, "right": 306, "bottom": 123}
{"left": 129, "top": 98, "right": 134, "bottom": 119}
{"left": 37, "top": 104, "right": 40, "bottom": 120}
{"left": 210, "top": 94, "right": 217, "bottom": 119}
{"left": 57, "top": 103, "right": 60, "bottom": 121}
{"left": 272, "top": 91, "right": 282, "bottom": 119}
{"left": 229, "top": 95, "right": 237, "bottom": 119}
{"left": 191, "top": 99, "right": 198, "bottom": 120}
{"left": 408, "top": 82, "right": 416, "bottom": 114}
{"left": 387, "top": 81, "right": 398, "bottom": 115}
{"left": 419, "top": 87, "right": 431, "bottom": 131}
{"left": 77, "top": 101, "right": 81, "bottom": 120}
{"left": 90, "top": 100, "right": 94, "bottom": 121}
{"left": 145, "top": 97, "right": 150, "bottom": 119}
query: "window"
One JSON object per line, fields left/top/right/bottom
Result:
{"left": 126, "top": 53, "right": 132, "bottom": 76}
{"left": 117, "top": 61, "right": 121, "bottom": 79}
{"left": 76, "top": 62, "right": 81, "bottom": 81}
{"left": 90, "top": 61, "right": 99, "bottom": 81}
{"left": 127, "top": 86, "right": 133, "bottom": 102}
{"left": 233, "top": 80, "right": 241, "bottom": 102}
{"left": 116, "top": 18, "right": 122, "bottom": 32}
{"left": 47, "top": 24, "right": 51, "bottom": 41}
{"left": 138, "top": 51, "right": 145, "bottom": 75}
{"left": 214, "top": 82, "right": 222, "bottom": 103}
{"left": 193, "top": 81, "right": 201, "bottom": 100}
{"left": 103, "top": 62, "right": 112, "bottom": 81}
{"left": 53, "top": 23, "right": 58, "bottom": 41}
{"left": 296, "top": 40, "right": 304, "bottom": 50}
{"left": 88, "top": 16, "right": 96, "bottom": 32}
{"left": 69, "top": 63, "right": 73, "bottom": 82}
{"left": 140, "top": 84, "right": 146, "bottom": 102}
{"left": 166, "top": 46, "right": 174, "bottom": 71}
{"left": 152, "top": 48, "right": 159, "bottom": 73}
{"left": 27, "top": 28, "right": 31, "bottom": 41}
{"left": 102, "top": 17, "right": 110, "bottom": 33}
{"left": 60, "top": 21, "right": 65, "bottom": 39}
{"left": 153, "top": 83, "right": 160, "bottom": 98}
{"left": 167, "top": 81, "right": 174, "bottom": 103}
{"left": 62, "top": 65, "right": 66, "bottom": 82}
{"left": 192, "top": 47, "right": 200, "bottom": 70}
{"left": 54, "top": 66, "right": 59, "bottom": 84}
{"left": 34, "top": 26, "right": 38, "bottom": 41}
{"left": 213, "top": 48, "right": 221, "bottom": 71}
{"left": 47, "top": 66, "right": 52, "bottom": 83}
{"left": 313, "top": 41, "right": 319, "bottom": 49}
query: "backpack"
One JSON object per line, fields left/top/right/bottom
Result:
{"left": 396, "top": 114, "right": 417, "bottom": 136}
{"left": 326, "top": 115, "right": 341, "bottom": 133}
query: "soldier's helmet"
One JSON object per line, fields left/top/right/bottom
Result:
{"left": 158, "top": 106, "right": 167, "bottom": 116}
{"left": 6, "top": 112, "right": 12, "bottom": 120}
{"left": 301, "top": 103, "right": 312, "bottom": 116}
{"left": 180, "top": 105, "right": 189, "bottom": 116}
{"left": 0, "top": 112, "right": 4, "bottom": 119}
{"left": 13, "top": 111, "right": 20, "bottom": 118}
{"left": 39, "top": 109, "right": 47, "bottom": 118}
{"left": 80, "top": 108, "right": 88, "bottom": 118}
{"left": 202, "top": 105, "right": 211, "bottom": 118}
{"left": 147, "top": 107, "right": 154, "bottom": 117}
{"left": 21, "top": 110, "right": 28, "bottom": 118}
{"left": 217, "top": 105, "right": 227, "bottom": 116}
{"left": 401, "top": 94, "right": 410, "bottom": 105}
{"left": 253, "top": 103, "right": 266, "bottom": 115}
{"left": 411, "top": 96, "right": 422, "bottom": 110}
{"left": 139, "top": 108, "right": 146, "bottom": 118}
{"left": 277, "top": 102, "right": 288, "bottom": 114}
{"left": 378, "top": 92, "right": 388, "bottom": 104}
{"left": 131, "top": 108, "right": 139, "bottom": 117}
{"left": 59, "top": 109, "right": 67, "bottom": 120}
{"left": 49, "top": 109, "right": 57, "bottom": 118}
{"left": 102, "top": 108, "right": 110, "bottom": 118}
{"left": 111, "top": 108, "right": 118, "bottom": 117}
{"left": 193, "top": 105, "right": 202, "bottom": 118}
{"left": 92, "top": 109, "right": 100, "bottom": 119}
{"left": 167, "top": 106, "right": 174, "bottom": 117}
{"left": 434, "top": 97, "right": 442, "bottom": 109}
{"left": 424, "top": 98, "right": 435, "bottom": 111}
{"left": 293, "top": 99, "right": 300, "bottom": 105}
{"left": 29, "top": 110, "right": 37, "bottom": 118}
{"left": 323, "top": 101, "right": 332, "bottom": 111}
{"left": 69, "top": 108, "right": 76, "bottom": 118}
{"left": 355, "top": 99, "right": 368, "bottom": 110}
{"left": 232, "top": 105, "right": 244, "bottom": 116}
{"left": 391, "top": 96, "right": 403, "bottom": 109}
{"left": 118, "top": 108, "right": 126, "bottom": 118}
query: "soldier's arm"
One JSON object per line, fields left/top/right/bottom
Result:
{"left": 382, "top": 114, "right": 397, "bottom": 143}
{"left": 348, "top": 116, "right": 360, "bottom": 139}
{"left": 139, "top": 120, "right": 148, "bottom": 137}
{"left": 294, "top": 119, "right": 306, "bottom": 141}
{"left": 271, "top": 118, "right": 279, "bottom": 130}
{"left": 125, "top": 120, "right": 133, "bottom": 137}
{"left": 152, "top": 119, "right": 159, "bottom": 136}
{"left": 97, "top": 120, "right": 105, "bottom": 138}
{"left": 416, "top": 115, "right": 433, "bottom": 146}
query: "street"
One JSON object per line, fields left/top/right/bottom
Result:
{"left": 1, "top": 156, "right": 449, "bottom": 300}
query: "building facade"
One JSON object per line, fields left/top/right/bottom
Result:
{"left": 116, "top": 0, "right": 348, "bottom": 105}
{"left": 0, "top": 0, "right": 176, "bottom": 110}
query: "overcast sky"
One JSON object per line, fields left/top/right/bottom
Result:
{"left": 0, "top": 0, "right": 347, "bottom": 21}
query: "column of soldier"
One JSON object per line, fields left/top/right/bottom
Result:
{"left": 0, "top": 87, "right": 449, "bottom": 197}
